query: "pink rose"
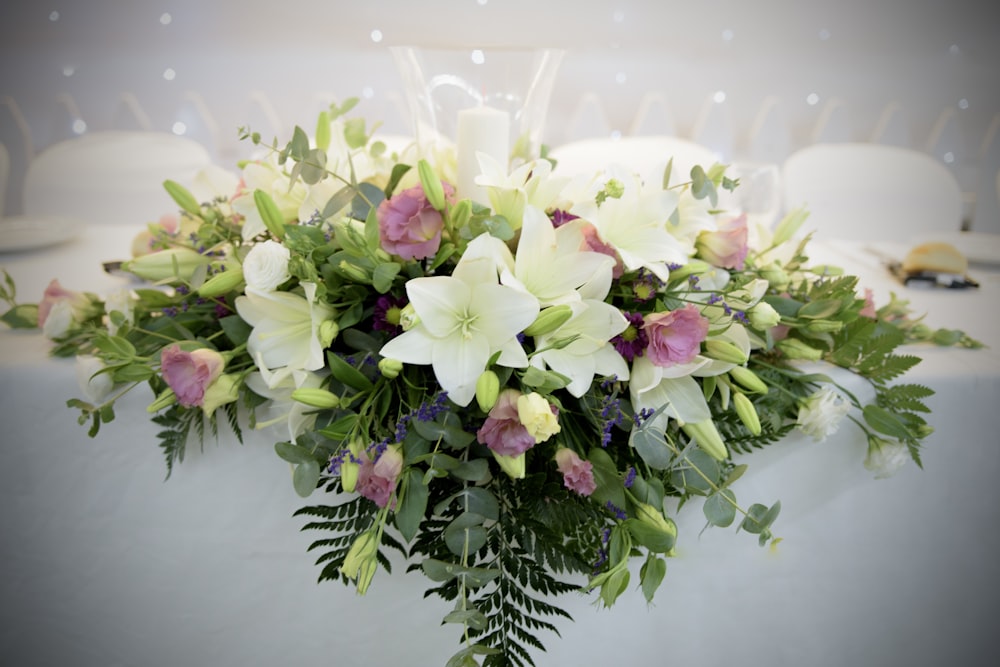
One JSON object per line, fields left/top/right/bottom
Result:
{"left": 476, "top": 389, "right": 536, "bottom": 457}
{"left": 697, "top": 213, "right": 749, "bottom": 270}
{"left": 160, "top": 344, "right": 225, "bottom": 407}
{"left": 377, "top": 182, "right": 455, "bottom": 260}
{"left": 356, "top": 446, "right": 403, "bottom": 508}
{"left": 643, "top": 304, "right": 709, "bottom": 367}
{"left": 859, "top": 288, "right": 877, "bottom": 318}
{"left": 554, "top": 448, "right": 596, "bottom": 496}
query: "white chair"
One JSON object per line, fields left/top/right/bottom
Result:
{"left": 809, "top": 98, "right": 852, "bottom": 144}
{"left": 562, "top": 93, "right": 612, "bottom": 143}
{"left": 690, "top": 92, "right": 735, "bottom": 161}
{"left": 782, "top": 143, "right": 964, "bottom": 242}
{"left": 1, "top": 96, "right": 35, "bottom": 216}
{"left": 743, "top": 95, "right": 793, "bottom": 165}
{"left": 629, "top": 92, "right": 678, "bottom": 137}
{"left": 23, "top": 131, "right": 213, "bottom": 225}
{"left": 869, "top": 101, "right": 912, "bottom": 148}
{"left": 110, "top": 92, "right": 153, "bottom": 131}
{"left": 548, "top": 135, "right": 719, "bottom": 187}
{"left": 970, "top": 113, "right": 1000, "bottom": 234}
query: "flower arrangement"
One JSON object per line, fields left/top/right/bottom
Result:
{"left": 0, "top": 98, "right": 981, "bottom": 667}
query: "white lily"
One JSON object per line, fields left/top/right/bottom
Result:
{"left": 379, "top": 234, "right": 540, "bottom": 406}
{"left": 235, "top": 282, "right": 335, "bottom": 374}
{"left": 571, "top": 187, "right": 686, "bottom": 281}
{"left": 244, "top": 359, "right": 325, "bottom": 443}
{"left": 500, "top": 205, "right": 614, "bottom": 306}
{"left": 532, "top": 299, "right": 629, "bottom": 397}
{"left": 630, "top": 360, "right": 712, "bottom": 428}
{"left": 476, "top": 154, "right": 569, "bottom": 230}
{"left": 668, "top": 188, "right": 718, "bottom": 256}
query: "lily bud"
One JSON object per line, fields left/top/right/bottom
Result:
{"left": 338, "top": 260, "right": 372, "bottom": 283}
{"left": 666, "top": 259, "right": 712, "bottom": 282}
{"left": 123, "top": 248, "right": 212, "bottom": 282}
{"left": 758, "top": 264, "right": 790, "bottom": 290}
{"left": 703, "top": 339, "right": 748, "bottom": 365}
{"left": 146, "top": 387, "right": 177, "bottom": 413}
{"left": 319, "top": 320, "right": 339, "bottom": 348}
{"left": 776, "top": 337, "right": 824, "bottom": 361}
{"left": 290, "top": 388, "right": 340, "bottom": 409}
{"left": 728, "top": 366, "right": 769, "bottom": 394}
{"left": 418, "top": 159, "right": 446, "bottom": 211}
{"left": 340, "top": 440, "right": 365, "bottom": 493}
{"left": 449, "top": 198, "right": 472, "bottom": 230}
{"left": 523, "top": 304, "right": 573, "bottom": 337}
{"left": 197, "top": 265, "right": 245, "bottom": 298}
{"left": 732, "top": 392, "right": 762, "bottom": 435}
{"left": 341, "top": 529, "right": 379, "bottom": 593}
{"left": 378, "top": 358, "right": 403, "bottom": 379}
{"left": 805, "top": 319, "right": 844, "bottom": 334}
{"left": 475, "top": 370, "right": 500, "bottom": 412}
{"left": 681, "top": 419, "right": 729, "bottom": 461}
{"left": 492, "top": 451, "right": 526, "bottom": 479}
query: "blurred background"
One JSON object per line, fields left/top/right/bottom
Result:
{"left": 1, "top": 0, "right": 997, "bottom": 222}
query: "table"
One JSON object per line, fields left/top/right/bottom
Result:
{"left": 1, "top": 225, "right": 999, "bottom": 667}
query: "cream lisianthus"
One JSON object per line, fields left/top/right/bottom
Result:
{"left": 103, "top": 287, "right": 134, "bottom": 336}
{"left": 74, "top": 355, "right": 115, "bottom": 404}
{"left": 379, "top": 234, "right": 540, "bottom": 406}
{"left": 516, "top": 392, "right": 561, "bottom": 443}
{"left": 242, "top": 240, "right": 291, "bottom": 292}
{"left": 531, "top": 299, "right": 630, "bottom": 397}
{"left": 796, "top": 385, "right": 851, "bottom": 441}
{"left": 571, "top": 187, "right": 686, "bottom": 281}
{"left": 235, "top": 282, "right": 335, "bottom": 373}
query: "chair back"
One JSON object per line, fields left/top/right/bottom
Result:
{"left": 23, "top": 131, "right": 213, "bottom": 225}
{"left": 782, "top": 142, "right": 963, "bottom": 241}
{"left": 548, "top": 135, "right": 719, "bottom": 187}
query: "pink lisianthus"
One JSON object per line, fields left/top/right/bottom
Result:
{"left": 554, "top": 448, "right": 596, "bottom": 496}
{"left": 37, "top": 279, "right": 92, "bottom": 338}
{"left": 859, "top": 288, "right": 878, "bottom": 318}
{"left": 377, "top": 182, "right": 455, "bottom": 260}
{"left": 356, "top": 445, "right": 404, "bottom": 508}
{"left": 579, "top": 223, "right": 624, "bottom": 278}
{"left": 697, "top": 213, "right": 749, "bottom": 270}
{"left": 476, "top": 389, "right": 536, "bottom": 457}
{"left": 643, "top": 304, "right": 710, "bottom": 367}
{"left": 160, "top": 344, "right": 225, "bottom": 407}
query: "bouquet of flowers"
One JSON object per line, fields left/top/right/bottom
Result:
{"left": 0, "top": 98, "right": 979, "bottom": 667}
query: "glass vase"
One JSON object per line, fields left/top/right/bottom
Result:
{"left": 390, "top": 46, "right": 564, "bottom": 202}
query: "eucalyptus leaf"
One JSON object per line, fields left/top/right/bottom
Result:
{"left": 275, "top": 441, "right": 316, "bottom": 465}
{"left": 442, "top": 609, "right": 488, "bottom": 631}
{"left": 630, "top": 422, "right": 672, "bottom": 469}
{"left": 444, "top": 515, "right": 488, "bottom": 557}
{"left": 703, "top": 489, "right": 737, "bottom": 527}
{"left": 292, "top": 459, "right": 320, "bottom": 497}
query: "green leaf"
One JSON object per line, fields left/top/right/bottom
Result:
{"left": 322, "top": 185, "right": 357, "bottom": 220}
{"left": 588, "top": 447, "right": 627, "bottom": 510}
{"left": 350, "top": 182, "right": 385, "bottom": 222}
{"left": 93, "top": 335, "right": 137, "bottom": 360}
{"left": 798, "top": 298, "right": 844, "bottom": 319}
{"left": 690, "top": 165, "right": 718, "bottom": 206}
{"left": 219, "top": 315, "right": 252, "bottom": 346}
{"left": 372, "top": 262, "right": 401, "bottom": 294}
{"left": 442, "top": 609, "right": 488, "bottom": 631}
{"left": 703, "top": 489, "right": 737, "bottom": 527}
{"left": 317, "top": 414, "right": 359, "bottom": 442}
{"left": 600, "top": 568, "right": 630, "bottom": 607}
{"left": 630, "top": 421, "right": 672, "bottom": 469}
{"left": 625, "top": 519, "right": 676, "bottom": 553}
{"left": 0, "top": 304, "right": 39, "bottom": 329}
{"left": 450, "top": 459, "right": 490, "bottom": 482}
{"left": 343, "top": 117, "right": 368, "bottom": 149}
{"left": 275, "top": 441, "right": 316, "bottom": 465}
{"left": 384, "top": 163, "right": 411, "bottom": 197}
{"left": 863, "top": 404, "right": 913, "bottom": 440}
{"left": 670, "top": 449, "right": 720, "bottom": 495}
{"left": 292, "top": 459, "right": 321, "bottom": 497}
{"left": 112, "top": 363, "right": 154, "bottom": 383}
{"left": 741, "top": 500, "right": 780, "bottom": 535}
{"left": 327, "top": 352, "right": 373, "bottom": 392}
{"left": 395, "top": 468, "right": 428, "bottom": 543}
{"left": 444, "top": 512, "right": 488, "bottom": 556}
{"left": 298, "top": 148, "right": 328, "bottom": 185}
{"left": 640, "top": 555, "right": 667, "bottom": 603}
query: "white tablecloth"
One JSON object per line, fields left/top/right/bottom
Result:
{"left": 1, "top": 226, "right": 999, "bottom": 667}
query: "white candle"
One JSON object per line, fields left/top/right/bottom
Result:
{"left": 456, "top": 106, "right": 510, "bottom": 205}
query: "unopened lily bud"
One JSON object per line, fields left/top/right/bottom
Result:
{"left": 733, "top": 392, "right": 762, "bottom": 435}
{"left": 338, "top": 260, "right": 372, "bottom": 283}
{"left": 776, "top": 337, "right": 824, "bottom": 361}
{"left": 703, "top": 339, "right": 748, "bottom": 365}
{"left": 123, "top": 247, "right": 212, "bottom": 282}
{"left": 748, "top": 301, "right": 781, "bottom": 329}
{"left": 319, "top": 320, "right": 339, "bottom": 347}
{"left": 399, "top": 304, "right": 419, "bottom": 331}
{"left": 197, "top": 265, "right": 245, "bottom": 298}
{"left": 758, "top": 264, "right": 790, "bottom": 290}
{"left": 667, "top": 259, "right": 712, "bottom": 282}
{"left": 449, "top": 198, "right": 472, "bottom": 230}
{"left": 681, "top": 419, "right": 729, "bottom": 461}
{"left": 291, "top": 388, "right": 340, "bottom": 409}
{"left": 418, "top": 159, "right": 446, "bottom": 211}
{"left": 340, "top": 440, "right": 365, "bottom": 493}
{"left": 492, "top": 451, "right": 526, "bottom": 479}
{"left": 146, "top": 387, "right": 177, "bottom": 413}
{"left": 341, "top": 529, "right": 379, "bottom": 593}
{"left": 475, "top": 369, "right": 500, "bottom": 412}
{"left": 805, "top": 319, "right": 844, "bottom": 334}
{"left": 523, "top": 304, "right": 573, "bottom": 337}
{"left": 378, "top": 357, "right": 403, "bottom": 379}
{"left": 728, "top": 366, "right": 769, "bottom": 394}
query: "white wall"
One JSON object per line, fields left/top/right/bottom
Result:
{"left": 1, "top": 0, "right": 997, "bottom": 220}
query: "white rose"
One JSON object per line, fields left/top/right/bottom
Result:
{"left": 796, "top": 385, "right": 851, "bottom": 442}
{"left": 42, "top": 299, "right": 75, "bottom": 339}
{"left": 75, "top": 355, "right": 114, "bottom": 404}
{"left": 243, "top": 240, "right": 291, "bottom": 292}
{"left": 516, "top": 392, "right": 561, "bottom": 443}
{"left": 864, "top": 439, "right": 909, "bottom": 479}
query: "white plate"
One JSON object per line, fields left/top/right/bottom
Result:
{"left": 913, "top": 231, "right": 1000, "bottom": 267}
{"left": 0, "top": 216, "right": 81, "bottom": 253}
